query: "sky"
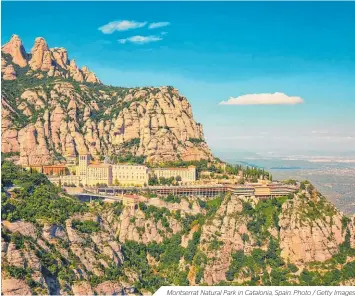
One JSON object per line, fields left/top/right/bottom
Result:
{"left": 2, "top": 1, "right": 355, "bottom": 158}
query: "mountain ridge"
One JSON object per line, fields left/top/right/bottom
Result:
{"left": 2, "top": 34, "right": 100, "bottom": 83}
{"left": 1, "top": 35, "right": 213, "bottom": 165}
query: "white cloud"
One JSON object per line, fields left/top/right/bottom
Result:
{"left": 118, "top": 35, "right": 162, "bottom": 44}
{"left": 219, "top": 92, "right": 304, "bottom": 105}
{"left": 98, "top": 20, "right": 147, "bottom": 34}
{"left": 148, "top": 22, "right": 170, "bottom": 29}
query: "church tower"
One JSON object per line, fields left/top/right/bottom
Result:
{"left": 78, "top": 154, "right": 90, "bottom": 183}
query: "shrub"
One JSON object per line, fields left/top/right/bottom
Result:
{"left": 11, "top": 232, "right": 25, "bottom": 249}
{"left": 5, "top": 265, "right": 29, "bottom": 279}
{"left": 71, "top": 220, "right": 100, "bottom": 233}
{"left": 287, "top": 263, "right": 298, "bottom": 273}
{"left": 188, "top": 138, "right": 204, "bottom": 144}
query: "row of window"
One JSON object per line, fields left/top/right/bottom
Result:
{"left": 87, "top": 173, "right": 110, "bottom": 177}
{"left": 114, "top": 175, "right": 146, "bottom": 179}
{"left": 155, "top": 173, "right": 194, "bottom": 177}
{"left": 112, "top": 166, "right": 147, "bottom": 170}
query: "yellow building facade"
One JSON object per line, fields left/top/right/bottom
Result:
{"left": 86, "top": 164, "right": 112, "bottom": 186}
{"left": 152, "top": 166, "right": 196, "bottom": 182}
{"left": 254, "top": 186, "right": 271, "bottom": 197}
{"left": 112, "top": 165, "right": 148, "bottom": 186}
{"left": 75, "top": 154, "right": 149, "bottom": 186}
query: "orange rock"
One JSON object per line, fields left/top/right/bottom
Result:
{"left": 29, "top": 37, "right": 51, "bottom": 71}
{"left": 1, "top": 278, "right": 32, "bottom": 295}
{"left": 2, "top": 64, "right": 16, "bottom": 80}
{"left": 1, "top": 34, "right": 27, "bottom": 67}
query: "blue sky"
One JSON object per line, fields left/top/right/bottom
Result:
{"left": 2, "top": 2, "right": 355, "bottom": 157}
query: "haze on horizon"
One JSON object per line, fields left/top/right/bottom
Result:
{"left": 2, "top": 1, "right": 355, "bottom": 157}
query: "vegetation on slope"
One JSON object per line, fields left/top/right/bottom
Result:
{"left": 1, "top": 162, "right": 354, "bottom": 293}
{"left": 1, "top": 160, "right": 87, "bottom": 224}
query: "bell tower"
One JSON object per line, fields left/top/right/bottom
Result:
{"left": 78, "top": 154, "right": 90, "bottom": 181}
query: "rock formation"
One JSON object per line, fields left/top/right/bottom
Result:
{"left": 81, "top": 66, "right": 100, "bottom": 84}
{"left": 199, "top": 195, "right": 255, "bottom": 285}
{"left": 1, "top": 278, "right": 32, "bottom": 295}
{"left": 1, "top": 34, "right": 27, "bottom": 67}
{"left": 1, "top": 34, "right": 101, "bottom": 84}
{"left": 279, "top": 190, "right": 346, "bottom": 263}
{"left": 29, "top": 37, "right": 52, "bottom": 71}
{"left": 1, "top": 35, "right": 212, "bottom": 165}
{"left": 2, "top": 64, "right": 16, "bottom": 80}
{"left": 50, "top": 47, "right": 68, "bottom": 68}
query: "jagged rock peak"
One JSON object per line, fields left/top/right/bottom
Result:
{"left": 33, "top": 37, "right": 49, "bottom": 49}
{"left": 69, "top": 59, "right": 85, "bottom": 82}
{"left": 82, "top": 66, "right": 101, "bottom": 84}
{"left": 70, "top": 59, "right": 78, "bottom": 69}
{"left": 1, "top": 34, "right": 101, "bottom": 84}
{"left": 29, "top": 37, "right": 51, "bottom": 71}
{"left": 50, "top": 47, "right": 68, "bottom": 69}
{"left": 1, "top": 34, "right": 28, "bottom": 67}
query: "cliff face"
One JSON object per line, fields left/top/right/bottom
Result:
{"left": 279, "top": 190, "right": 348, "bottom": 263}
{"left": 2, "top": 34, "right": 27, "bottom": 68}
{"left": 2, "top": 217, "right": 126, "bottom": 295}
{"left": 193, "top": 189, "right": 355, "bottom": 286}
{"left": 1, "top": 35, "right": 212, "bottom": 165}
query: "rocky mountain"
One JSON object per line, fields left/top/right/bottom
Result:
{"left": 2, "top": 35, "right": 100, "bottom": 83}
{"left": 1, "top": 35, "right": 213, "bottom": 165}
{"left": 1, "top": 161, "right": 355, "bottom": 294}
